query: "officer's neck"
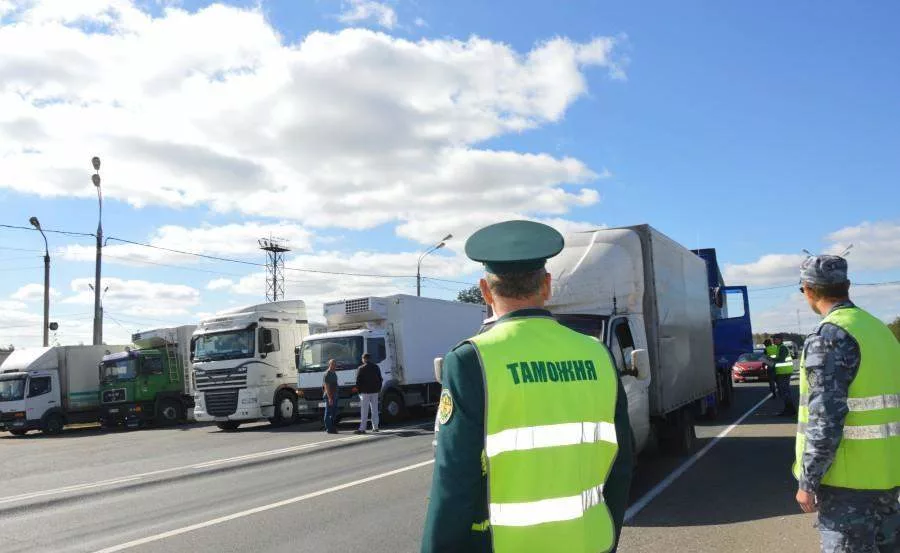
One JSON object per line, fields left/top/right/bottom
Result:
{"left": 489, "top": 295, "right": 546, "bottom": 319}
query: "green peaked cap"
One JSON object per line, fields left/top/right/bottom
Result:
{"left": 465, "top": 220, "right": 564, "bottom": 275}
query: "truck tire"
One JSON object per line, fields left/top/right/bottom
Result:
{"left": 661, "top": 408, "right": 695, "bottom": 456}
{"left": 217, "top": 421, "right": 241, "bottom": 431}
{"left": 269, "top": 390, "right": 297, "bottom": 427}
{"left": 721, "top": 376, "right": 735, "bottom": 408}
{"left": 9, "top": 429, "right": 28, "bottom": 436}
{"left": 155, "top": 399, "right": 183, "bottom": 426}
{"left": 41, "top": 413, "right": 65, "bottom": 436}
{"left": 382, "top": 391, "right": 406, "bottom": 424}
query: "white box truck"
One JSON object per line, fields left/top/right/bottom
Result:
{"left": 296, "top": 295, "right": 487, "bottom": 423}
{"left": 547, "top": 224, "right": 719, "bottom": 455}
{"left": 192, "top": 300, "right": 309, "bottom": 431}
{"left": 0, "top": 345, "right": 127, "bottom": 436}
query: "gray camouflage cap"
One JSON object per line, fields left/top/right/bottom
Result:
{"left": 800, "top": 255, "right": 849, "bottom": 286}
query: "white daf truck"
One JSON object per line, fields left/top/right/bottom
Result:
{"left": 547, "top": 224, "right": 719, "bottom": 455}
{"left": 192, "top": 300, "right": 309, "bottom": 431}
{"left": 296, "top": 295, "right": 486, "bottom": 423}
{"left": 0, "top": 345, "right": 127, "bottom": 436}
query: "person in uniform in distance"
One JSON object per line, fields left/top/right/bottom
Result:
{"left": 772, "top": 334, "right": 796, "bottom": 416}
{"left": 793, "top": 254, "right": 899, "bottom": 552}
{"left": 421, "top": 220, "right": 633, "bottom": 553}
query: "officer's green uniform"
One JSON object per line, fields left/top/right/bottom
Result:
{"left": 421, "top": 221, "right": 633, "bottom": 553}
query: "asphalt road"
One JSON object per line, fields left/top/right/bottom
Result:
{"left": 0, "top": 381, "right": 820, "bottom": 553}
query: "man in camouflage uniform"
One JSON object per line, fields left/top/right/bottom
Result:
{"left": 794, "top": 255, "right": 900, "bottom": 552}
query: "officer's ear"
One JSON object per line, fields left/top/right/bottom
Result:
{"left": 479, "top": 278, "right": 494, "bottom": 307}
{"left": 542, "top": 271, "right": 552, "bottom": 302}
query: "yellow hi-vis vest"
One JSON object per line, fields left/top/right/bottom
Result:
{"left": 468, "top": 315, "right": 619, "bottom": 553}
{"left": 775, "top": 355, "right": 795, "bottom": 376}
{"left": 793, "top": 306, "right": 900, "bottom": 490}
{"left": 765, "top": 344, "right": 779, "bottom": 358}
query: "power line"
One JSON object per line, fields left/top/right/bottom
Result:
{"left": 0, "top": 223, "right": 96, "bottom": 239}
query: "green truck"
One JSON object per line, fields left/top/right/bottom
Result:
{"left": 98, "top": 325, "right": 196, "bottom": 428}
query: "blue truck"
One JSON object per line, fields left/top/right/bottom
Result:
{"left": 692, "top": 248, "right": 754, "bottom": 412}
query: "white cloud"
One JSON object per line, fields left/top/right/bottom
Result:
{"left": 753, "top": 284, "right": 900, "bottom": 333}
{"left": 62, "top": 277, "right": 200, "bottom": 319}
{"left": 11, "top": 283, "right": 61, "bottom": 302}
{"left": 0, "top": 300, "right": 28, "bottom": 311}
{"left": 59, "top": 221, "right": 314, "bottom": 266}
{"left": 338, "top": 0, "right": 397, "bottom": 29}
{"left": 206, "top": 277, "right": 233, "bottom": 290}
{"left": 0, "top": 2, "right": 621, "bottom": 241}
{"left": 723, "top": 254, "right": 807, "bottom": 287}
{"left": 824, "top": 221, "right": 900, "bottom": 271}
{"left": 413, "top": 17, "right": 426, "bottom": 28}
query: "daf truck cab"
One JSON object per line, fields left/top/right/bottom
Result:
{"left": 192, "top": 300, "right": 309, "bottom": 431}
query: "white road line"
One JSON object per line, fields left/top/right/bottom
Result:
{"left": 0, "top": 425, "right": 428, "bottom": 506}
{"left": 93, "top": 459, "right": 436, "bottom": 553}
{"left": 624, "top": 393, "right": 772, "bottom": 523}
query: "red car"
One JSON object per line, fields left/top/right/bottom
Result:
{"left": 732, "top": 350, "right": 771, "bottom": 383}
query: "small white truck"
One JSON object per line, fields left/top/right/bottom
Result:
{"left": 0, "top": 345, "right": 127, "bottom": 436}
{"left": 192, "top": 300, "right": 309, "bottom": 431}
{"left": 296, "top": 295, "right": 487, "bottom": 422}
{"left": 547, "top": 224, "right": 721, "bottom": 455}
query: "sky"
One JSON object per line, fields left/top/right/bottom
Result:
{"left": 1, "top": 0, "right": 898, "bottom": 347}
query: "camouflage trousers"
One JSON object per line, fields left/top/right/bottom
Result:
{"left": 816, "top": 486, "right": 900, "bottom": 552}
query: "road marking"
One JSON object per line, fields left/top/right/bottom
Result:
{"left": 624, "top": 393, "right": 772, "bottom": 523}
{"left": 0, "top": 424, "right": 429, "bottom": 506}
{"left": 93, "top": 459, "right": 436, "bottom": 553}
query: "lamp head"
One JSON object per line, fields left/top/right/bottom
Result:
{"left": 91, "top": 156, "right": 101, "bottom": 171}
{"left": 29, "top": 216, "right": 41, "bottom": 229}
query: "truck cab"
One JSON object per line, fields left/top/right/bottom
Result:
{"left": 192, "top": 301, "right": 309, "bottom": 431}
{"left": 0, "top": 369, "right": 60, "bottom": 435}
{"left": 295, "top": 327, "right": 393, "bottom": 420}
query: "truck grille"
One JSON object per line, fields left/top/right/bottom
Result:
{"left": 204, "top": 390, "right": 239, "bottom": 417}
{"left": 195, "top": 370, "right": 248, "bottom": 391}
{"left": 102, "top": 389, "right": 126, "bottom": 403}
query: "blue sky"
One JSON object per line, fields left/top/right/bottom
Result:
{"left": 1, "top": 0, "right": 898, "bottom": 346}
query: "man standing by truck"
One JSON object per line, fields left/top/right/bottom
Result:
{"left": 323, "top": 359, "right": 339, "bottom": 434}
{"left": 422, "top": 220, "right": 632, "bottom": 553}
{"left": 793, "top": 254, "right": 899, "bottom": 552}
{"left": 355, "top": 353, "right": 383, "bottom": 434}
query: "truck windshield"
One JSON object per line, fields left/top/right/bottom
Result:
{"left": 556, "top": 314, "right": 609, "bottom": 342}
{"left": 297, "top": 336, "right": 364, "bottom": 372}
{"left": 101, "top": 358, "right": 138, "bottom": 382}
{"left": 193, "top": 328, "right": 256, "bottom": 362}
{"left": 0, "top": 376, "right": 26, "bottom": 401}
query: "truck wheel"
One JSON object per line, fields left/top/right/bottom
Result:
{"left": 156, "top": 400, "right": 183, "bottom": 426}
{"left": 661, "top": 408, "right": 695, "bottom": 456}
{"left": 41, "top": 413, "right": 65, "bottom": 436}
{"left": 9, "top": 429, "right": 28, "bottom": 436}
{"left": 269, "top": 390, "right": 297, "bottom": 427}
{"left": 382, "top": 391, "right": 406, "bottom": 424}
{"left": 217, "top": 421, "right": 241, "bottom": 431}
{"left": 722, "top": 377, "right": 735, "bottom": 408}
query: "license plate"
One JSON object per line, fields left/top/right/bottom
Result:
{"left": 349, "top": 402, "right": 360, "bottom": 408}
{"left": 317, "top": 402, "right": 325, "bottom": 408}
{"left": 109, "top": 408, "right": 119, "bottom": 413}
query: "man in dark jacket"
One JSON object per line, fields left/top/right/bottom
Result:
{"left": 355, "top": 353, "right": 383, "bottom": 434}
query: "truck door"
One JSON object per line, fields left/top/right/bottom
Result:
{"left": 367, "top": 336, "right": 388, "bottom": 387}
{"left": 26, "top": 374, "right": 56, "bottom": 421}
{"left": 712, "top": 286, "right": 753, "bottom": 369}
{"left": 608, "top": 318, "right": 651, "bottom": 453}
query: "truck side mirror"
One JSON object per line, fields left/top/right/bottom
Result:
{"left": 259, "top": 329, "right": 274, "bottom": 354}
{"left": 433, "top": 357, "right": 444, "bottom": 383}
{"left": 631, "top": 349, "right": 651, "bottom": 381}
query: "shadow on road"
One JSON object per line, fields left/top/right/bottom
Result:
{"left": 629, "top": 433, "right": 802, "bottom": 527}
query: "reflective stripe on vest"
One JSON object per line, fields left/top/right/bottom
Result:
{"left": 793, "top": 306, "right": 900, "bottom": 490}
{"left": 469, "top": 316, "right": 619, "bottom": 553}
{"left": 775, "top": 357, "right": 795, "bottom": 376}
{"left": 765, "top": 344, "right": 779, "bottom": 358}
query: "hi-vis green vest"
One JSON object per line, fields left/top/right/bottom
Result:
{"left": 775, "top": 355, "right": 795, "bottom": 376}
{"left": 793, "top": 307, "right": 900, "bottom": 490}
{"left": 468, "top": 316, "right": 619, "bottom": 553}
{"left": 765, "top": 344, "right": 779, "bottom": 358}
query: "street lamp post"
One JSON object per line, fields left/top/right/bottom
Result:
{"left": 29, "top": 217, "right": 50, "bottom": 347}
{"left": 91, "top": 156, "right": 103, "bottom": 345}
{"left": 417, "top": 234, "right": 453, "bottom": 297}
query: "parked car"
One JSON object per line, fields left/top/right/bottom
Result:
{"left": 732, "top": 350, "right": 771, "bottom": 383}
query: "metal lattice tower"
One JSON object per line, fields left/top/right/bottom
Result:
{"left": 258, "top": 237, "right": 291, "bottom": 302}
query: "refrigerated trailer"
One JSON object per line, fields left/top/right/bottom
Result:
{"left": 296, "top": 295, "right": 487, "bottom": 422}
